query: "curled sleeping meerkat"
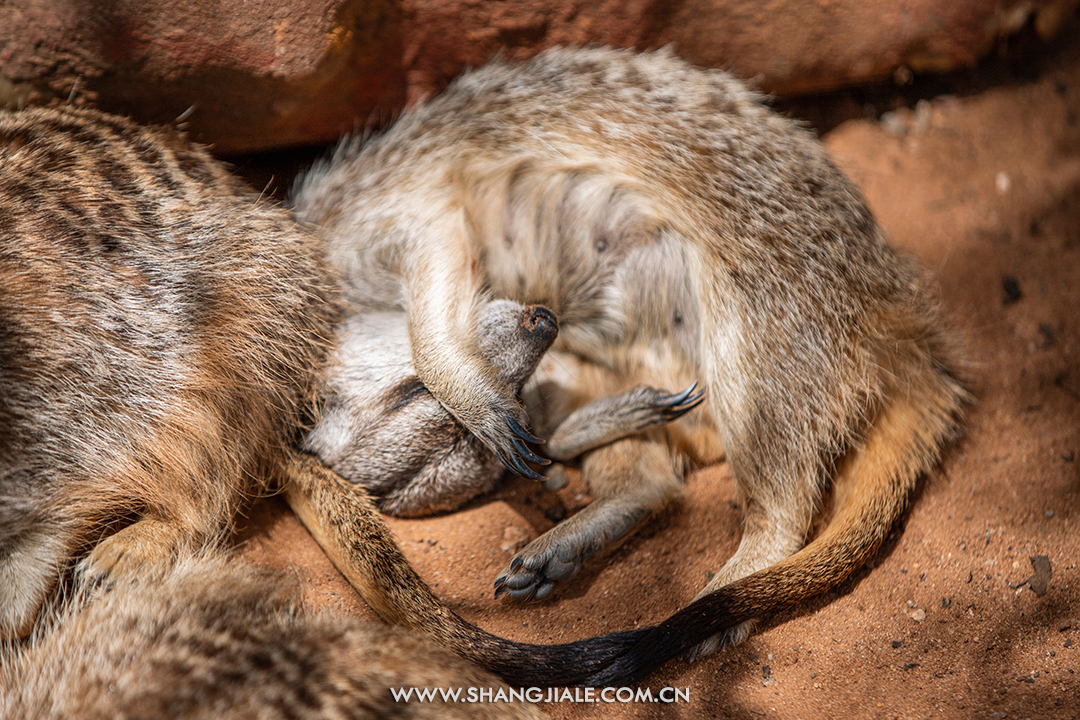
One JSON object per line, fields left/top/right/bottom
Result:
{"left": 305, "top": 298, "right": 701, "bottom": 527}
{"left": 292, "top": 45, "right": 967, "bottom": 671}
{"left": 1, "top": 553, "right": 545, "bottom": 720}
{"left": 0, "top": 105, "right": 650, "bottom": 688}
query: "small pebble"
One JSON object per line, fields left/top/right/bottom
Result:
{"left": 881, "top": 111, "right": 907, "bottom": 137}
{"left": 1002, "top": 276, "right": 1023, "bottom": 305}
{"left": 996, "top": 171, "right": 1012, "bottom": 194}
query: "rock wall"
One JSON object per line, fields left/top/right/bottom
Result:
{"left": 1, "top": 0, "right": 1076, "bottom": 152}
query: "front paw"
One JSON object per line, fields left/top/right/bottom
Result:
{"left": 625, "top": 382, "right": 706, "bottom": 430}
{"left": 485, "top": 414, "right": 550, "bottom": 480}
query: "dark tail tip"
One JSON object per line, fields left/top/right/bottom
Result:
{"left": 487, "top": 627, "right": 651, "bottom": 687}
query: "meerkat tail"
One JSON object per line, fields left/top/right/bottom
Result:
{"left": 581, "top": 373, "right": 967, "bottom": 686}
{"left": 282, "top": 449, "right": 647, "bottom": 686}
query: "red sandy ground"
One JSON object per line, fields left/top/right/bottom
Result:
{"left": 234, "top": 30, "right": 1080, "bottom": 720}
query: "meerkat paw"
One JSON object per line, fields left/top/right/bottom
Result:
{"left": 440, "top": 379, "right": 550, "bottom": 480}
{"left": 493, "top": 498, "right": 651, "bottom": 601}
{"left": 625, "top": 382, "right": 706, "bottom": 428}
{"left": 493, "top": 527, "right": 586, "bottom": 601}
{"left": 496, "top": 415, "right": 551, "bottom": 480}
{"left": 688, "top": 620, "right": 756, "bottom": 661}
{"left": 80, "top": 518, "right": 190, "bottom": 585}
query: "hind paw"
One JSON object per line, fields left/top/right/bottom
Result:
{"left": 493, "top": 530, "right": 588, "bottom": 601}
{"left": 80, "top": 519, "right": 188, "bottom": 585}
{"left": 688, "top": 620, "right": 755, "bottom": 662}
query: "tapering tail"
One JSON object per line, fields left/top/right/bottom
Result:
{"left": 283, "top": 449, "right": 649, "bottom": 686}
{"left": 581, "top": 375, "right": 966, "bottom": 686}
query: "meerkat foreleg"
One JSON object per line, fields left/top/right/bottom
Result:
{"left": 494, "top": 435, "right": 683, "bottom": 600}
{"left": 544, "top": 383, "right": 704, "bottom": 461}
{"left": 403, "top": 224, "right": 547, "bottom": 479}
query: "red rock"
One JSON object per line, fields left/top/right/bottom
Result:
{"left": 1, "top": 0, "right": 1076, "bottom": 152}
{"left": 0, "top": 0, "right": 407, "bottom": 153}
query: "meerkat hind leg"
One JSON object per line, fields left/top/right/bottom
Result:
{"left": 495, "top": 435, "right": 682, "bottom": 601}
{"left": 81, "top": 517, "right": 204, "bottom": 584}
{"left": 688, "top": 495, "right": 811, "bottom": 656}
{"left": 545, "top": 383, "right": 704, "bottom": 461}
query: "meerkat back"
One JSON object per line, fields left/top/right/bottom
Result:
{"left": 0, "top": 106, "right": 338, "bottom": 639}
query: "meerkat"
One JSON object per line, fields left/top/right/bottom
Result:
{"left": 291, "top": 46, "right": 968, "bottom": 665}
{"left": 0, "top": 105, "right": 647, "bottom": 688}
{"left": 304, "top": 298, "right": 701, "bottom": 523}
{"left": 1, "top": 551, "right": 545, "bottom": 720}
{"left": 0, "top": 104, "right": 337, "bottom": 639}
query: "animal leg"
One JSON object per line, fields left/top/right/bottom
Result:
{"left": 546, "top": 382, "right": 704, "bottom": 461}
{"left": 688, "top": 496, "right": 810, "bottom": 655}
{"left": 401, "top": 217, "right": 547, "bottom": 479}
{"left": 494, "top": 435, "right": 682, "bottom": 600}
{"left": 81, "top": 516, "right": 206, "bottom": 583}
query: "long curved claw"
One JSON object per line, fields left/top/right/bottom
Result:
{"left": 651, "top": 381, "right": 699, "bottom": 408}
{"left": 494, "top": 447, "right": 544, "bottom": 480}
{"left": 668, "top": 389, "right": 707, "bottom": 418}
{"left": 654, "top": 383, "right": 706, "bottom": 421}
{"left": 507, "top": 416, "right": 545, "bottom": 445}
{"left": 494, "top": 416, "right": 549, "bottom": 477}
{"left": 512, "top": 435, "right": 550, "bottom": 466}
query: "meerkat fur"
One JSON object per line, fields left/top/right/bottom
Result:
{"left": 292, "top": 46, "right": 968, "bottom": 672}
{"left": 0, "top": 105, "right": 649, "bottom": 689}
{"left": 1, "top": 551, "right": 545, "bottom": 720}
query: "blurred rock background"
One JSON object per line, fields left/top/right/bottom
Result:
{"left": 2, "top": 0, "right": 1076, "bottom": 152}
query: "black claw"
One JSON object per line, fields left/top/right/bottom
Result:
{"left": 494, "top": 585, "right": 507, "bottom": 599}
{"left": 682, "top": 390, "right": 707, "bottom": 410}
{"left": 494, "top": 448, "right": 544, "bottom": 480}
{"left": 507, "top": 416, "right": 544, "bottom": 445}
{"left": 510, "top": 557, "right": 523, "bottom": 570}
{"left": 653, "top": 381, "right": 700, "bottom": 407}
{"left": 664, "top": 390, "right": 706, "bottom": 420}
{"left": 509, "top": 453, "right": 544, "bottom": 480}
{"left": 512, "top": 436, "right": 550, "bottom": 466}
